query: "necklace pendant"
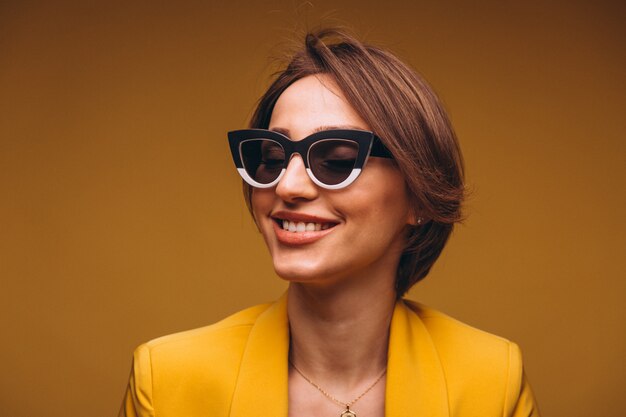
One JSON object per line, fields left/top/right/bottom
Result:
{"left": 341, "top": 409, "right": 357, "bottom": 417}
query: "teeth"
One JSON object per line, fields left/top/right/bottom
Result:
{"left": 280, "top": 220, "right": 332, "bottom": 233}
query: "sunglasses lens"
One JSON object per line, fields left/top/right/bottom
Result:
{"left": 240, "top": 139, "right": 285, "bottom": 184}
{"left": 309, "top": 139, "right": 359, "bottom": 186}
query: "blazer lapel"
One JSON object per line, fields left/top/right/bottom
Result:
{"left": 229, "top": 293, "right": 289, "bottom": 417}
{"left": 229, "top": 295, "right": 449, "bottom": 417}
{"left": 386, "top": 300, "right": 450, "bottom": 417}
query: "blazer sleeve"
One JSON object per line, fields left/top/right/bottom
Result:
{"left": 118, "top": 344, "right": 155, "bottom": 417}
{"left": 505, "top": 342, "right": 541, "bottom": 417}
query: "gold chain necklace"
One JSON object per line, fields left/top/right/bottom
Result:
{"left": 290, "top": 360, "right": 387, "bottom": 417}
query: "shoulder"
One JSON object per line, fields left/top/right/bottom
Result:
{"left": 143, "top": 302, "right": 271, "bottom": 353}
{"left": 403, "top": 300, "right": 529, "bottom": 415}
{"left": 404, "top": 299, "right": 515, "bottom": 357}
{"left": 133, "top": 302, "right": 272, "bottom": 384}
{"left": 124, "top": 302, "right": 274, "bottom": 417}
{"left": 403, "top": 299, "right": 520, "bottom": 367}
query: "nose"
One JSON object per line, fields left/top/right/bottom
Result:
{"left": 275, "top": 154, "right": 319, "bottom": 202}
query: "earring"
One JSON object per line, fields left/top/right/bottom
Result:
{"left": 416, "top": 217, "right": 423, "bottom": 225}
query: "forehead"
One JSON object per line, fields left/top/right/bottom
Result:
{"left": 269, "top": 74, "right": 369, "bottom": 138}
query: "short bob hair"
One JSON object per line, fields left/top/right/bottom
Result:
{"left": 245, "top": 28, "right": 465, "bottom": 296}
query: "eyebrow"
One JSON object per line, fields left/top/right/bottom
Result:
{"left": 270, "top": 124, "right": 366, "bottom": 138}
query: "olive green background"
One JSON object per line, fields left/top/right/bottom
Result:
{"left": 1, "top": 1, "right": 624, "bottom": 416}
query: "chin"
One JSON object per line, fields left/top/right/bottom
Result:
{"left": 272, "top": 258, "right": 334, "bottom": 283}
{"left": 273, "top": 265, "right": 320, "bottom": 283}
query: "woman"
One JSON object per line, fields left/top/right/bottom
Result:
{"left": 119, "top": 29, "right": 540, "bottom": 417}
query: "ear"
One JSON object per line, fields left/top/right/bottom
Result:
{"left": 407, "top": 210, "right": 426, "bottom": 227}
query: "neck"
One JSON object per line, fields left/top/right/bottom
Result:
{"left": 287, "top": 276, "right": 396, "bottom": 389}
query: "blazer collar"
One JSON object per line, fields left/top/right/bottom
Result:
{"left": 229, "top": 292, "right": 290, "bottom": 417}
{"left": 385, "top": 300, "right": 450, "bottom": 416}
{"left": 229, "top": 294, "right": 449, "bottom": 417}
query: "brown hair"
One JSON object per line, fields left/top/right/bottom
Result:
{"left": 246, "top": 28, "right": 465, "bottom": 296}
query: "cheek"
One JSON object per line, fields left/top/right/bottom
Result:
{"left": 249, "top": 189, "right": 276, "bottom": 235}
{"left": 344, "top": 168, "right": 411, "bottom": 225}
{"left": 250, "top": 188, "right": 271, "bottom": 217}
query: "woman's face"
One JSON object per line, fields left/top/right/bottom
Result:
{"left": 251, "top": 74, "right": 414, "bottom": 287}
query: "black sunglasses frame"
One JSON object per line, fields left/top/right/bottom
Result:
{"left": 227, "top": 129, "right": 392, "bottom": 189}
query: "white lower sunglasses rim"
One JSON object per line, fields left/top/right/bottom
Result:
{"left": 237, "top": 167, "right": 363, "bottom": 190}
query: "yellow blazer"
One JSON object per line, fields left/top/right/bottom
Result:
{"left": 120, "top": 294, "right": 539, "bottom": 416}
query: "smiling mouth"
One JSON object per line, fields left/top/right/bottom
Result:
{"left": 273, "top": 218, "right": 337, "bottom": 233}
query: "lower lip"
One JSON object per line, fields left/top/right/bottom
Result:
{"left": 272, "top": 221, "right": 337, "bottom": 245}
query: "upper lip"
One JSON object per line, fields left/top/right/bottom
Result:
{"left": 271, "top": 210, "right": 338, "bottom": 224}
